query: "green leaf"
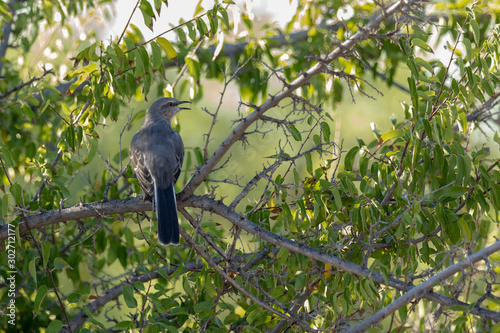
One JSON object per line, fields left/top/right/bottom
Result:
{"left": 34, "top": 285, "right": 49, "bottom": 314}
{"left": 305, "top": 153, "right": 313, "bottom": 175}
{"left": 67, "top": 292, "right": 81, "bottom": 303}
{"left": 219, "top": 7, "right": 230, "bottom": 28}
{"left": 138, "top": 46, "right": 151, "bottom": 74}
{"left": 177, "top": 28, "right": 187, "bottom": 45}
{"left": 491, "top": 184, "right": 500, "bottom": 211}
{"left": 411, "top": 38, "right": 434, "bottom": 53}
{"left": 462, "top": 38, "right": 472, "bottom": 62}
{"left": 224, "top": 313, "right": 240, "bottom": 325}
{"left": 42, "top": 242, "right": 51, "bottom": 270}
{"left": 193, "top": 146, "right": 204, "bottom": 165}
{"left": 46, "top": 319, "right": 63, "bottom": 333}
{"left": 207, "top": 8, "right": 218, "bottom": 37}
{"left": 83, "top": 137, "right": 98, "bottom": 164}
{"left": 380, "top": 129, "right": 403, "bottom": 143}
{"left": 0, "top": 147, "right": 14, "bottom": 167}
{"left": 151, "top": 42, "right": 162, "bottom": 70}
{"left": 110, "top": 100, "right": 120, "bottom": 121}
{"left": 187, "top": 22, "right": 197, "bottom": 41}
{"left": 481, "top": 78, "right": 494, "bottom": 97}
{"left": 458, "top": 112, "right": 467, "bottom": 135}
{"left": 470, "top": 20, "right": 479, "bottom": 45}
{"left": 494, "top": 131, "right": 500, "bottom": 145}
{"left": 121, "top": 284, "right": 137, "bottom": 308}
{"left": 29, "top": 258, "right": 38, "bottom": 287}
{"left": 52, "top": 177, "right": 71, "bottom": 198}
{"left": 247, "top": 308, "right": 261, "bottom": 324}
{"left": 194, "top": 300, "right": 214, "bottom": 313}
{"left": 156, "top": 37, "right": 177, "bottom": 60}
{"left": 9, "top": 183, "right": 22, "bottom": 204}
{"left": 65, "top": 126, "right": 75, "bottom": 149}
{"left": 114, "top": 321, "right": 133, "bottom": 330}
{"left": 185, "top": 54, "right": 200, "bottom": 81}
{"left": 134, "top": 49, "right": 145, "bottom": 78}
{"left": 458, "top": 218, "right": 471, "bottom": 242}
{"left": 139, "top": 0, "right": 155, "bottom": 31}
{"left": 53, "top": 257, "right": 72, "bottom": 270}
{"left": 289, "top": 124, "right": 302, "bottom": 141}
{"left": 344, "top": 147, "right": 359, "bottom": 171}
{"left": 1, "top": 194, "right": 9, "bottom": 216}
{"left": 415, "top": 57, "right": 434, "bottom": 74}
{"left": 438, "top": 186, "right": 468, "bottom": 200}
{"left": 480, "top": 58, "right": 490, "bottom": 80}
{"left": 196, "top": 17, "right": 209, "bottom": 36}
{"left": 417, "top": 90, "right": 431, "bottom": 102}
{"left": 407, "top": 77, "right": 418, "bottom": 110}
{"left": 332, "top": 187, "right": 342, "bottom": 210}
{"left": 154, "top": 0, "right": 162, "bottom": 15}
{"left": 294, "top": 273, "right": 306, "bottom": 290}
{"left": 182, "top": 276, "right": 195, "bottom": 299}
{"left": 406, "top": 56, "right": 419, "bottom": 80}
{"left": 321, "top": 121, "right": 331, "bottom": 141}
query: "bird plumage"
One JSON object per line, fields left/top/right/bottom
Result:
{"left": 129, "top": 97, "right": 189, "bottom": 245}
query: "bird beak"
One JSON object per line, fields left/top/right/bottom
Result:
{"left": 176, "top": 101, "right": 191, "bottom": 110}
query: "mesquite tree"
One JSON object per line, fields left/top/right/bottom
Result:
{"left": 1, "top": 0, "right": 499, "bottom": 332}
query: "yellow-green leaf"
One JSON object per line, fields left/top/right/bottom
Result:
{"left": 53, "top": 257, "right": 72, "bottom": 270}
{"left": 380, "top": 129, "right": 403, "bottom": 143}
{"left": 212, "top": 31, "right": 224, "bottom": 61}
{"left": 34, "top": 285, "right": 48, "bottom": 314}
{"left": 458, "top": 218, "right": 471, "bottom": 241}
{"left": 470, "top": 20, "right": 479, "bottom": 45}
{"left": 415, "top": 57, "right": 434, "bottom": 74}
{"left": 156, "top": 37, "right": 177, "bottom": 60}
{"left": 411, "top": 38, "right": 434, "bottom": 53}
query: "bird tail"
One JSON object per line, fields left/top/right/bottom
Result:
{"left": 154, "top": 182, "right": 180, "bottom": 245}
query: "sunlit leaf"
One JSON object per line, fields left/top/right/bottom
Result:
{"left": 156, "top": 37, "right": 177, "bottom": 60}
{"left": 411, "top": 38, "right": 434, "bottom": 53}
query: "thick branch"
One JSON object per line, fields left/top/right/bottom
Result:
{"left": 1, "top": 197, "right": 150, "bottom": 240}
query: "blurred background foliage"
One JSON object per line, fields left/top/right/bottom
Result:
{"left": 1, "top": 0, "right": 500, "bottom": 332}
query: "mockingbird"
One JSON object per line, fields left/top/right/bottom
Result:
{"left": 129, "top": 97, "right": 190, "bottom": 245}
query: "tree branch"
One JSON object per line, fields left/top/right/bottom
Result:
{"left": 2, "top": 197, "right": 150, "bottom": 240}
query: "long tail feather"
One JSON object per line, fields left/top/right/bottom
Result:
{"left": 154, "top": 182, "right": 180, "bottom": 245}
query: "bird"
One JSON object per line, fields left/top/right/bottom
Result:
{"left": 129, "top": 97, "right": 190, "bottom": 245}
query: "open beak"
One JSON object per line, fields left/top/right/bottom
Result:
{"left": 176, "top": 101, "right": 191, "bottom": 110}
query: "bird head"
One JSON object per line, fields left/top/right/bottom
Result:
{"left": 149, "top": 97, "right": 190, "bottom": 120}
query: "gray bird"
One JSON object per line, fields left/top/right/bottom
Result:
{"left": 129, "top": 97, "right": 190, "bottom": 245}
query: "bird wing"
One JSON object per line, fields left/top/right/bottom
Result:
{"left": 173, "top": 131, "right": 184, "bottom": 184}
{"left": 130, "top": 132, "right": 154, "bottom": 201}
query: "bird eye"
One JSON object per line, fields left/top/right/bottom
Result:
{"left": 167, "top": 102, "right": 173, "bottom": 107}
